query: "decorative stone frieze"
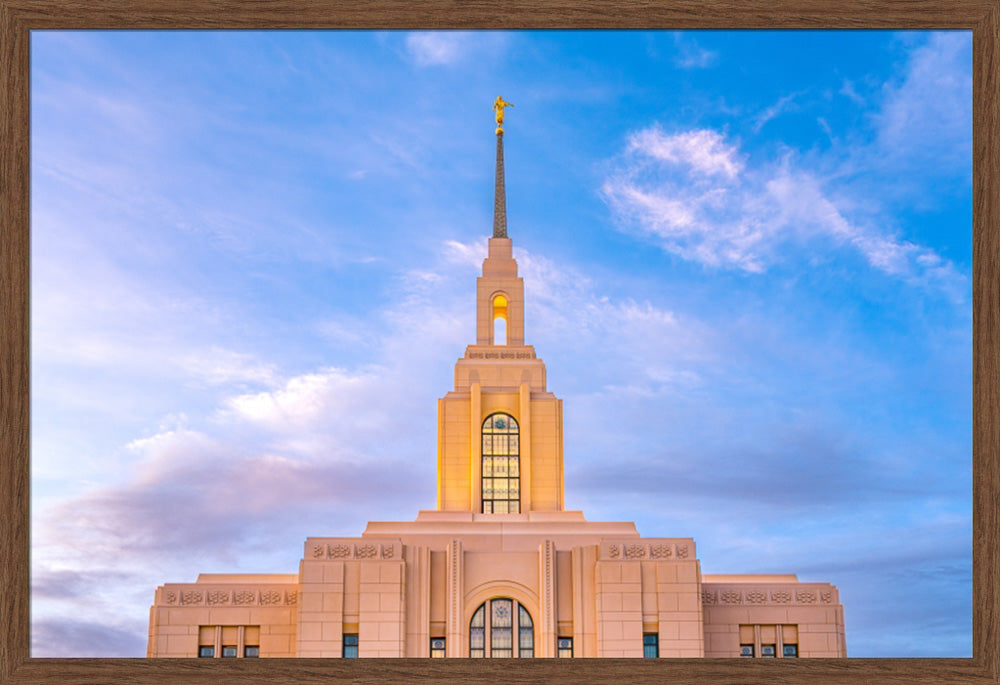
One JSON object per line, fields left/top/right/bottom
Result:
{"left": 771, "top": 591, "right": 792, "bottom": 604}
{"left": 159, "top": 587, "right": 297, "bottom": 607}
{"left": 720, "top": 591, "right": 742, "bottom": 604}
{"left": 207, "top": 590, "right": 230, "bottom": 605}
{"left": 599, "top": 539, "right": 696, "bottom": 561}
{"left": 329, "top": 543, "right": 351, "bottom": 558}
{"left": 624, "top": 543, "right": 646, "bottom": 559}
{"left": 356, "top": 543, "right": 379, "bottom": 559}
{"left": 650, "top": 543, "right": 672, "bottom": 559}
{"left": 260, "top": 590, "right": 282, "bottom": 605}
{"left": 703, "top": 585, "right": 835, "bottom": 607}
{"left": 234, "top": 590, "right": 256, "bottom": 605}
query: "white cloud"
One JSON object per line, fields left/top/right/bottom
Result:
{"left": 602, "top": 124, "right": 965, "bottom": 293}
{"left": 627, "top": 126, "right": 743, "bottom": 178}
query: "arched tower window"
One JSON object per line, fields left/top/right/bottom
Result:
{"left": 469, "top": 598, "right": 534, "bottom": 658}
{"left": 492, "top": 293, "right": 508, "bottom": 345}
{"left": 482, "top": 413, "right": 519, "bottom": 514}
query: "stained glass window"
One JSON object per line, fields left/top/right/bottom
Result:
{"left": 518, "top": 605, "right": 534, "bottom": 658}
{"left": 557, "top": 637, "right": 572, "bottom": 658}
{"left": 468, "top": 598, "right": 534, "bottom": 658}
{"left": 430, "top": 637, "right": 446, "bottom": 658}
{"left": 470, "top": 604, "right": 486, "bottom": 658}
{"left": 482, "top": 413, "right": 520, "bottom": 514}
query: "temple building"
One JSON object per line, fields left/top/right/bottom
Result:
{"left": 147, "top": 99, "right": 847, "bottom": 660}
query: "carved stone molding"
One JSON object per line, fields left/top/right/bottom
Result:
{"left": 309, "top": 539, "right": 400, "bottom": 560}
{"left": 650, "top": 544, "right": 672, "bottom": 559}
{"left": 160, "top": 587, "right": 297, "bottom": 607}
{"left": 207, "top": 590, "right": 230, "bottom": 605}
{"left": 720, "top": 590, "right": 742, "bottom": 604}
{"left": 624, "top": 543, "right": 646, "bottom": 560}
{"left": 356, "top": 544, "right": 378, "bottom": 559}
{"left": 234, "top": 590, "right": 256, "bottom": 605}
{"left": 329, "top": 544, "right": 351, "bottom": 559}
{"left": 600, "top": 540, "right": 695, "bottom": 561}
{"left": 771, "top": 591, "right": 792, "bottom": 604}
{"left": 702, "top": 586, "right": 836, "bottom": 607}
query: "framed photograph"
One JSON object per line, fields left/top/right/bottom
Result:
{"left": 3, "top": 2, "right": 997, "bottom": 683}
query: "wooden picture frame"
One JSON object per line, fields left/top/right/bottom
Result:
{"left": 2, "top": 2, "right": 997, "bottom": 682}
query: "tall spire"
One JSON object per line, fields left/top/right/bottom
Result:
{"left": 492, "top": 96, "right": 513, "bottom": 239}
{"left": 493, "top": 131, "right": 507, "bottom": 238}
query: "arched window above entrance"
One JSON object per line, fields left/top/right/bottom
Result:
{"left": 469, "top": 598, "right": 534, "bottom": 658}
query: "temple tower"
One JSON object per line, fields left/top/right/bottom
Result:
{"left": 436, "top": 99, "right": 564, "bottom": 514}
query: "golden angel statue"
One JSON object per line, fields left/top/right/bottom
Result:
{"left": 493, "top": 96, "right": 514, "bottom": 131}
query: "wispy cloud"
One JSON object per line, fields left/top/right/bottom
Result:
{"left": 875, "top": 32, "right": 971, "bottom": 170}
{"left": 672, "top": 32, "right": 718, "bottom": 69}
{"left": 753, "top": 92, "right": 801, "bottom": 133}
{"left": 404, "top": 31, "right": 508, "bottom": 67}
{"left": 602, "top": 124, "right": 965, "bottom": 297}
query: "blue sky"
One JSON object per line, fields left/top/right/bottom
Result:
{"left": 29, "top": 30, "right": 971, "bottom": 657}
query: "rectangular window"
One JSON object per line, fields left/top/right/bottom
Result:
{"left": 430, "top": 637, "right": 446, "bottom": 658}
{"left": 739, "top": 644, "right": 755, "bottom": 657}
{"left": 557, "top": 637, "right": 573, "bottom": 658}
{"left": 761, "top": 643, "right": 776, "bottom": 657}
{"left": 783, "top": 644, "right": 798, "bottom": 658}
{"left": 221, "top": 645, "right": 237, "bottom": 658}
{"left": 642, "top": 633, "right": 658, "bottom": 658}
{"left": 343, "top": 634, "right": 359, "bottom": 658}
{"left": 244, "top": 645, "right": 259, "bottom": 658}
{"left": 198, "top": 645, "right": 214, "bottom": 658}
